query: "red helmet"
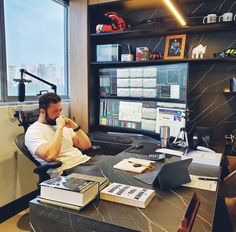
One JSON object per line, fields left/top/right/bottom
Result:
{"left": 96, "top": 12, "right": 126, "bottom": 33}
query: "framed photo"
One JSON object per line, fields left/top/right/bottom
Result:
{"left": 164, "top": 34, "right": 186, "bottom": 60}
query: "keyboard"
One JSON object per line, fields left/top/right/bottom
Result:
{"left": 92, "top": 134, "right": 132, "bottom": 144}
{"left": 126, "top": 142, "right": 159, "bottom": 155}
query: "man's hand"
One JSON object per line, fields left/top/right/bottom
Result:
{"left": 64, "top": 117, "right": 78, "bottom": 129}
{"left": 56, "top": 116, "right": 66, "bottom": 129}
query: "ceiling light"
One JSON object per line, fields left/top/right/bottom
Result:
{"left": 163, "top": 0, "right": 187, "bottom": 26}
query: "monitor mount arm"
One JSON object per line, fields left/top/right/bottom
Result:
{"left": 18, "top": 69, "right": 57, "bottom": 94}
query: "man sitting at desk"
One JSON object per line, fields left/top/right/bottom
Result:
{"left": 25, "top": 92, "right": 92, "bottom": 174}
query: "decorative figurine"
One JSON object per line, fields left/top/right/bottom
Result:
{"left": 192, "top": 44, "right": 207, "bottom": 59}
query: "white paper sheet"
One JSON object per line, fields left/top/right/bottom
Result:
{"left": 155, "top": 148, "right": 184, "bottom": 157}
{"left": 182, "top": 175, "right": 217, "bottom": 191}
{"left": 182, "top": 150, "right": 222, "bottom": 167}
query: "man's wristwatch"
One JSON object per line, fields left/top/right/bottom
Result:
{"left": 73, "top": 125, "right": 81, "bottom": 132}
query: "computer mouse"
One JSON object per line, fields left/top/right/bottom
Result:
{"left": 133, "top": 144, "right": 144, "bottom": 150}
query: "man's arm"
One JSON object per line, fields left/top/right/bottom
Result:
{"left": 35, "top": 116, "right": 65, "bottom": 161}
{"left": 64, "top": 118, "right": 92, "bottom": 150}
{"left": 72, "top": 128, "right": 92, "bottom": 150}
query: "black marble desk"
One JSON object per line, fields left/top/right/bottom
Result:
{"left": 29, "top": 136, "right": 221, "bottom": 232}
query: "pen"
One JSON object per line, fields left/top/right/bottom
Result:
{"left": 198, "top": 177, "right": 218, "bottom": 181}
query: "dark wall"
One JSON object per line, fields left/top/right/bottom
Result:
{"left": 89, "top": 0, "right": 236, "bottom": 151}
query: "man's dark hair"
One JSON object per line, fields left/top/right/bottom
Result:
{"left": 39, "top": 92, "right": 61, "bottom": 110}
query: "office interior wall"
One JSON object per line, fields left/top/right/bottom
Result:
{"left": 69, "top": 0, "right": 89, "bottom": 133}
{"left": 0, "top": 102, "right": 70, "bottom": 207}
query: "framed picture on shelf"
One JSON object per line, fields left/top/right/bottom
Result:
{"left": 164, "top": 34, "right": 186, "bottom": 60}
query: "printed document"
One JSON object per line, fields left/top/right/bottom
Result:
{"left": 182, "top": 175, "right": 217, "bottom": 191}
{"left": 182, "top": 150, "right": 222, "bottom": 167}
{"left": 155, "top": 148, "right": 184, "bottom": 157}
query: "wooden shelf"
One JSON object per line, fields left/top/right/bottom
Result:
{"left": 90, "top": 22, "right": 236, "bottom": 43}
{"left": 90, "top": 58, "right": 236, "bottom": 68}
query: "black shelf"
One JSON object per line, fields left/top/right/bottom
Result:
{"left": 223, "top": 92, "right": 236, "bottom": 96}
{"left": 90, "top": 58, "right": 235, "bottom": 68}
{"left": 90, "top": 22, "right": 236, "bottom": 43}
{"left": 100, "top": 96, "right": 186, "bottom": 103}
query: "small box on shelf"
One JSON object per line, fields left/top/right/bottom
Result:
{"left": 136, "top": 47, "right": 149, "bottom": 61}
{"left": 96, "top": 44, "right": 121, "bottom": 62}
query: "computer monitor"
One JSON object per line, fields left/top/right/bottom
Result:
{"left": 98, "top": 63, "right": 188, "bottom": 138}
{"left": 99, "top": 99, "right": 186, "bottom": 137}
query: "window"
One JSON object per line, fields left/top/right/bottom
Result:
{"left": 2, "top": 0, "right": 68, "bottom": 101}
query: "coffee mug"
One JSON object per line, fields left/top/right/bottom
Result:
{"left": 219, "top": 12, "right": 236, "bottom": 22}
{"left": 203, "top": 14, "right": 217, "bottom": 24}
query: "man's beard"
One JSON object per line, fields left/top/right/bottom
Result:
{"left": 45, "top": 111, "right": 57, "bottom": 126}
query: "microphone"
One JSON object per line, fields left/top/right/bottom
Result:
{"left": 18, "top": 81, "right": 25, "bottom": 102}
{"left": 18, "top": 69, "right": 25, "bottom": 102}
{"left": 13, "top": 69, "right": 31, "bottom": 102}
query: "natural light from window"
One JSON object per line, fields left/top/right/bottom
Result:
{"left": 4, "top": 0, "right": 68, "bottom": 97}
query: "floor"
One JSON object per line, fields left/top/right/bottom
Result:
{"left": 0, "top": 209, "right": 30, "bottom": 232}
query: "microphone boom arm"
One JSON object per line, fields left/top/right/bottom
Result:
{"left": 20, "top": 69, "right": 57, "bottom": 93}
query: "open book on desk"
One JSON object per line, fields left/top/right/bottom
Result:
{"left": 182, "top": 150, "right": 222, "bottom": 167}
{"left": 113, "top": 158, "right": 155, "bottom": 173}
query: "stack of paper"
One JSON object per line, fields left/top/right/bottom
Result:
{"left": 182, "top": 150, "right": 222, "bottom": 167}
{"left": 182, "top": 175, "right": 217, "bottom": 191}
{"left": 155, "top": 148, "right": 184, "bottom": 157}
{"left": 113, "top": 158, "right": 155, "bottom": 173}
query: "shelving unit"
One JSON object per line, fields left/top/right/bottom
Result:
{"left": 223, "top": 92, "right": 236, "bottom": 96}
{"left": 90, "top": 21, "right": 236, "bottom": 43}
{"left": 88, "top": 0, "right": 236, "bottom": 137}
{"left": 91, "top": 58, "right": 236, "bottom": 68}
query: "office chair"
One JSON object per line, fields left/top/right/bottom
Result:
{"left": 14, "top": 109, "right": 62, "bottom": 185}
{"left": 14, "top": 109, "right": 100, "bottom": 185}
{"left": 178, "top": 192, "right": 200, "bottom": 232}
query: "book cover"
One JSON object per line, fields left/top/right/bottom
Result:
{"left": 40, "top": 176, "right": 99, "bottom": 207}
{"left": 68, "top": 173, "right": 110, "bottom": 191}
{"left": 100, "top": 182, "right": 155, "bottom": 208}
{"left": 37, "top": 197, "right": 83, "bottom": 211}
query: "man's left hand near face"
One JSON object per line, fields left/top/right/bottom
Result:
{"left": 64, "top": 118, "right": 78, "bottom": 129}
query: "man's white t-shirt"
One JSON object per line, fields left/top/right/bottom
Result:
{"left": 25, "top": 121, "right": 91, "bottom": 173}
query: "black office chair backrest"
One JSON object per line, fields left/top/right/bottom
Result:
{"left": 15, "top": 132, "right": 62, "bottom": 185}
{"left": 14, "top": 109, "right": 39, "bottom": 132}
{"left": 14, "top": 109, "right": 63, "bottom": 184}
{"left": 178, "top": 192, "right": 200, "bottom": 232}
{"left": 15, "top": 133, "right": 41, "bottom": 167}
